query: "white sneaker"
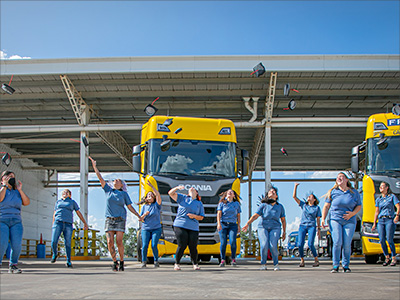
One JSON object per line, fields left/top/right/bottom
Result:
{"left": 274, "top": 265, "right": 280, "bottom": 271}
{"left": 259, "top": 264, "right": 267, "bottom": 270}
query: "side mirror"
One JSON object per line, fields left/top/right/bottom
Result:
{"left": 132, "top": 144, "right": 145, "bottom": 173}
{"left": 241, "top": 149, "right": 249, "bottom": 177}
{"left": 351, "top": 141, "right": 366, "bottom": 173}
{"left": 351, "top": 146, "right": 360, "bottom": 173}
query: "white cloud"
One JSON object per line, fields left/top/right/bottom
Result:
{"left": 1, "top": 50, "right": 31, "bottom": 60}
{"left": 88, "top": 214, "right": 103, "bottom": 232}
{"left": 309, "top": 171, "right": 341, "bottom": 179}
{"left": 286, "top": 217, "right": 301, "bottom": 235}
{"left": 126, "top": 212, "right": 139, "bottom": 229}
{"left": 160, "top": 154, "right": 193, "bottom": 173}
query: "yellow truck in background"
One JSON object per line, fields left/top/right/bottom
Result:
{"left": 352, "top": 112, "right": 400, "bottom": 263}
{"left": 132, "top": 116, "right": 248, "bottom": 263}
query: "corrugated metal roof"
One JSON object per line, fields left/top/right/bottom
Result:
{"left": 0, "top": 55, "right": 399, "bottom": 173}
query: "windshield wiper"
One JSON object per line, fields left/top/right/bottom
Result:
{"left": 373, "top": 170, "right": 400, "bottom": 177}
{"left": 158, "top": 171, "right": 188, "bottom": 176}
{"left": 193, "top": 172, "right": 227, "bottom": 177}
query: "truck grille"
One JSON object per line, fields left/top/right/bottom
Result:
{"left": 158, "top": 182, "right": 232, "bottom": 245}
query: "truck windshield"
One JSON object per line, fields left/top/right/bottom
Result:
{"left": 366, "top": 136, "right": 400, "bottom": 176}
{"left": 147, "top": 139, "right": 236, "bottom": 178}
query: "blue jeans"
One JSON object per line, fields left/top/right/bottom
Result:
{"left": 218, "top": 222, "right": 238, "bottom": 260}
{"left": 297, "top": 225, "right": 318, "bottom": 258}
{"left": 0, "top": 218, "right": 23, "bottom": 265}
{"left": 378, "top": 218, "right": 396, "bottom": 257}
{"left": 141, "top": 227, "right": 162, "bottom": 262}
{"left": 329, "top": 219, "right": 356, "bottom": 268}
{"left": 51, "top": 221, "right": 73, "bottom": 263}
{"left": 257, "top": 226, "right": 281, "bottom": 266}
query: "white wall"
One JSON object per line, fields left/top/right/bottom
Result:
{"left": 1, "top": 144, "right": 57, "bottom": 242}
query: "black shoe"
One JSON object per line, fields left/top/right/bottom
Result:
{"left": 343, "top": 267, "right": 351, "bottom": 273}
{"left": 119, "top": 261, "right": 124, "bottom": 271}
{"left": 50, "top": 256, "right": 57, "bottom": 263}
{"left": 66, "top": 262, "right": 73, "bottom": 268}
{"left": 8, "top": 265, "right": 22, "bottom": 274}
{"left": 383, "top": 259, "right": 390, "bottom": 266}
{"left": 330, "top": 266, "right": 339, "bottom": 273}
{"left": 112, "top": 261, "right": 119, "bottom": 272}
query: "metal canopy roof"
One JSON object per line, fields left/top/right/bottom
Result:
{"left": 0, "top": 55, "right": 399, "bottom": 173}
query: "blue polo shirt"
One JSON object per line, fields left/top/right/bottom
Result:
{"left": 299, "top": 201, "right": 322, "bottom": 227}
{"left": 375, "top": 194, "right": 399, "bottom": 219}
{"left": 326, "top": 188, "right": 361, "bottom": 224}
{"left": 141, "top": 202, "right": 162, "bottom": 231}
{"left": 173, "top": 193, "right": 205, "bottom": 231}
{"left": 103, "top": 184, "right": 132, "bottom": 219}
{"left": 54, "top": 197, "right": 80, "bottom": 224}
{"left": 217, "top": 201, "right": 241, "bottom": 223}
{"left": 0, "top": 189, "right": 22, "bottom": 220}
{"left": 255, "top": 202, "right": 286, "bottom": 229}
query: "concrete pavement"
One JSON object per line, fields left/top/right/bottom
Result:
{"left": 1, "top": 258, "right": 399, "bottom": 299}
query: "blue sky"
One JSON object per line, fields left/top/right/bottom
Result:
{"left": 1, "top": 1, "right": 399, "bottom": 237}
{"left": 1, "top": 1, "right": 399, "bottom": 59}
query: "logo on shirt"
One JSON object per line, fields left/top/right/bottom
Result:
{"left": 183, "top": 184, "right": 212, "bottom": 192}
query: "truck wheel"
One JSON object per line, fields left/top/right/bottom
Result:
{"left": 198, "top": 255, "right": 211, "bottom": 262}
{"left": 225, "top": 256, "right": 231, "bottom": 265}
{"left": 365, "top": 254, "right": 379, "bottom": 264}
{"left": 293, "top": 249, "right": 300, "bottom": 257}
{"left": 307, "top": 249, "right": 313, "bottom": 257}
{"left": 137, "top": 231, "right": 142, "bottom": 262}
{"left": 147, "top": 256, "right": 154, "bottom": 264}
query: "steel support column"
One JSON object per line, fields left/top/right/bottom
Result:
{"left": 80, "top": 131, "right": 89, "bottom": 223}
{"left": 264, "top": 72, "right": 277, "bottom": 191}
{"left": 248, "top": 177, "right": 253, "bottom": 242}
{"left": 79, "top": 106, "right": 90, "bottom": 224}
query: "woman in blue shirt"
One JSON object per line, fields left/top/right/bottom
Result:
{"left": 372, "top": 181, "right": 400, "bottom": 267}
{"left": 242, "top": 187, "right": 286, "bottom": 271}
{"left": 51, "top": 189, "right": 88, "bottom": 268}
{"left": 138, "top": 181, "right": 162, "bottom": 268}
{"left": 293, "top": 183, "right": 321, "bottom": 268}
{"left": 90, "top": 156, "right": 141, "bottom": 272}
{"left": 322, "top": 172, "right": 361, "bottom": 273}
{"left": 168, "top": 185, "right": 205, "bottom": 271}
{"left": 0, "top": 171, "right": 30, "bottom": 274}
{"left": 217, "top": 189, "right": 241, "bottom": 267}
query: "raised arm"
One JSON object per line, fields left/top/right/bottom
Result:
{"left": 147, "top": 181, "right": 162, "bottom": 205}
{"left": 292, "top": 183, "right": 301, "bottom": 205}
{"left": 89, "top": 156, "right": 106, "bottom": 188}
{"left": 168, "top": 185, "right": 184, "bottom": 202}
{"left": 17, "top": 181, "right": 30, "bottom": 206}
{"left": 0, "top": 175, "right": 10, "bottom": 202}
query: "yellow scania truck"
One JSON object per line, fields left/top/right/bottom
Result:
{"left": 132, "top": 116, "right": 248, "bottom": 263}
{"left": 351, "top": 112, "right": 400, "bottom": 263}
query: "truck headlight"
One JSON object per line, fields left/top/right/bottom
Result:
{"left": 362, "top": 222, "right": 378, "bottom": 236}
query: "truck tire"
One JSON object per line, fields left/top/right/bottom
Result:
{"left": 198, "top": 255, "right": 211, "bottom": 262}
{"left": 137, "top": 231, "right": 142, "bottom": 262}
{"left": 293, "top": 249, "right": 300, "bottom": 257}
{"left": 365, "top": 254, "right": 379, "bottom": 264}
{"left": 136, "top": 231, "right": 155, "bottom": 264}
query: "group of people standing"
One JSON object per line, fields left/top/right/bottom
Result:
{"left": 1, "top": 165, "right": 399, "bottom": 274}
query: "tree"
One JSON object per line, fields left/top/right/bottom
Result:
{"left": 98, "top": 227, "right": 138, "bottom": 257}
